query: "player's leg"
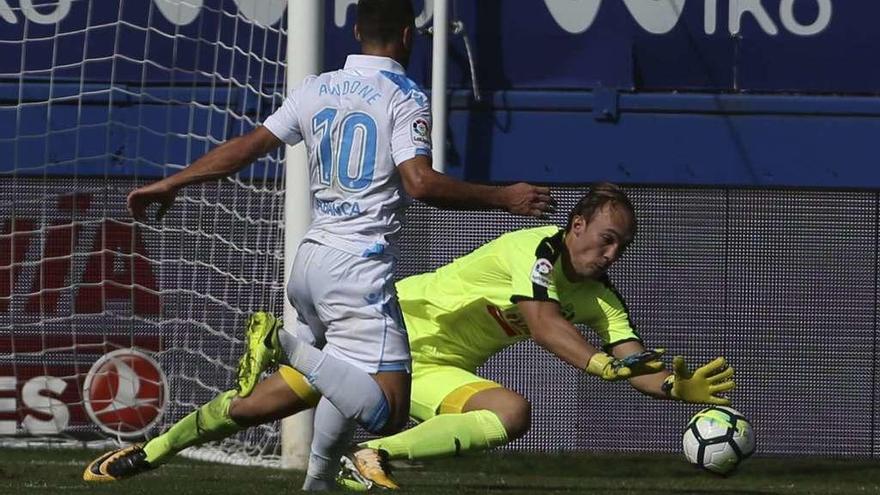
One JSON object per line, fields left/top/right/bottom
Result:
{"left": 275, "top": 242, "right": 413, "bottom": 488}
{"left": 228, "top": 367, "right": 320, "bottom": 426}
{"left": 459, "top": 385, "right": 531, "bottom": 440}
{"left": 241, "top": 359, "right": 363, "bottom": 492}
{"left": 357, "top": 365, "right": 515, "bottom": 462}
{"left": 147, "top": 371, "right": 317, "bottom": 461}
{"left": 331, "top": 369, "right": 411, "bottom": 490}
{"left": 277, "top": 241, "right": 411, "bottom": 434}
{"left": 264, "top": 364, "right": 382, "bottom": 492}
{"left": 278, "top": 327, "right": 404, "bottom": 433}
{"left": 302, "top": 397, "right": 357, "bottom": 491}
{"left": 83, "top": 370, "right": 316, "bottom": 482}
{"left": 372, "top": 369, "right": 411, "bottom": 434}
{"left": 340, "top": 365, "right": 514, "bottom": 489}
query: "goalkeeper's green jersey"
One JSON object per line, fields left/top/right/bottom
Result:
{"left": 397, "top": 226, "right": 641, "bottom": 371}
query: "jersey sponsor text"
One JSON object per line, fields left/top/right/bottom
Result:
{"left": 315, "top": 199, "right": 362, "bottom": 217}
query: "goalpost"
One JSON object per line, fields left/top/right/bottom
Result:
{"left": 278, "top": 0, "right": 320, "bottom": 471}
{"left": 0, "top": 0, "right": 317, "bottom": 469}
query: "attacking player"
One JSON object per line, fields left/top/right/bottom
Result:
{"left": 83, "top": 0, "right": 553, "bottom": 490}
{"left": 81, "top": 183, "right": 730, "bottom": 490}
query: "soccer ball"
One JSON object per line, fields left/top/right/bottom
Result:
{"left": 682, "top": 406, "right": 755, "bottom": 475}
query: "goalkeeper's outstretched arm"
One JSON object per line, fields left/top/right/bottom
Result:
{"left": 611, "top": 340, "right": 671, "bottom": 398}
{"left": 611, "top": 340, "right": 735, "bottom": 405}
{"left": 518, "top": 299, "right": 664, "bottom": 381}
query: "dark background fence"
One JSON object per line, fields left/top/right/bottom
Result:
{"left": 2, "top": 179, "right": 877, "bottom": 457}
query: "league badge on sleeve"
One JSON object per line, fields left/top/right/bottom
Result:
{"left": 411, "top": 118, "right": 431, "bottom": 146}
{"left": 530, "top": 258, "right": 554, "bottom": 288}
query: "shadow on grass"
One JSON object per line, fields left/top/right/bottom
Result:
{"left": 417, "top": 452, "right": 880, "bottom": 480}
{"left": 402, "top": 479, "right": 781, "bottom": 495}
{"left": 752, "top": 459, "right": 880, "bottom": 478}
{"left": 414, "top": 453, "right": 694, "bottom": 477}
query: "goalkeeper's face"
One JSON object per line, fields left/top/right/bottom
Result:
{"left": 563, "top": 204, "right": 634, "bottom": 281}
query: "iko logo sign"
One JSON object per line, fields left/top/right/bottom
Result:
{"left": 0, "top": 0, "right": 832, "bottom": 36}
{"left": 82, "top": 349, "right": 169, "bottom": 438}
{"left": 544, "top": 0, "right": 833, "bottom": 36}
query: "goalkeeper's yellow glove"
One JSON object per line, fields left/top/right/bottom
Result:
{"left": 585, "top": 349, "right": 666, "bottom": 382}
{"left": 662, "top": 356, "right": 734, "bottom": 405}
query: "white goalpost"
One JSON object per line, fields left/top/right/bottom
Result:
{"left": 278, "top": 0, "right": 321, "bottom": 472}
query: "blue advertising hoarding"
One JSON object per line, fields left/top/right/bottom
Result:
{"left": 1, "top": 0, "right": 876, "bottom": 93}
{"left": 2, "top": 0, "right": 880, "bottom": 186}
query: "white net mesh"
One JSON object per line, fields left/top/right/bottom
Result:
{"left": 0, "top": 0, "right": 289, "bottom": 467}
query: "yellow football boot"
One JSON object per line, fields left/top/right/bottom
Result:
{"left": 340, "top": 447, "right": 400, "bottom": 490}
{"left": 236, "top": 311, "right": 282, "bottom": 397}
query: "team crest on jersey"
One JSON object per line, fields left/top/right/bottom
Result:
{"left": 411, "top": 118, "right": 431, "bottom": 146}
{"left": 530, "top": 258, "right": 554, "bottom": 287}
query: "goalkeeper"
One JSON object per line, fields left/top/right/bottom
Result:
{"left": 338, "top": 182, "right": 734, "bottom": 489}
{"left": 82, "top": 183, "right": 732, "bottom": 489}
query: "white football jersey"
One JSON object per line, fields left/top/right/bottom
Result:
{"left": 263, "top": 55, "right": 432, "bottom": 258}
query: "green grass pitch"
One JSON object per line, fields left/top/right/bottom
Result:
{"left": 1, "top": 448, "right": 879, "bottom": 494}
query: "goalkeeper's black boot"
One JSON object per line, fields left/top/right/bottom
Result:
{"left": 83, "top": 445, "right": 154, "bottom": 482}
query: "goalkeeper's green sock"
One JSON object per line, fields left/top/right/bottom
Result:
{"left": 143, "top": 390, "right": 242, "bottom": 466}
{"left": 361, "top": 410, "right": 508, "bottom": 460}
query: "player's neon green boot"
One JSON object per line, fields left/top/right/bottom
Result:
{"left": 337, "top": 476, "right": 370, "bottom": 492}
{"left": 236, "top": 312, "right": 282, "bottom": 397}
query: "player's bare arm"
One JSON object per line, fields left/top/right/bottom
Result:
{"left": 128, "top": 126, "right": 283, "bottom": 221}
{"left": 518, "top": 298, "right": 664, "bottom": 381}
{"left": 398, "top": 155, "right": 555, "bottom": 217}
{"left": 517, "top": 299, "right": 604, "bottom": 369}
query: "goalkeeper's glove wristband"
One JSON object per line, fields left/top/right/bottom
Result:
{"left": 620, "top": 348, "right": 666, "bottom": 375}
{"left": 585, "top": 352, "right": 631, "bottom": 381}
{"left": 661, "top": 375, "right": 678, "bottom": 398}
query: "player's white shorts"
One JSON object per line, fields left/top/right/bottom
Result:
{"left": 284, "top": 240, "right": 411, "bottom": 374}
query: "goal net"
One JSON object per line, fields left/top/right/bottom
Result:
{"left": 1, "top": 0, "right": 289, "bottom": 467}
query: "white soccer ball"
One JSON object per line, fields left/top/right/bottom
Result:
{"left": 682, "top": 406, "right": 755, "bottom": 475}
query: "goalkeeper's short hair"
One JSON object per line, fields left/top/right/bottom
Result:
{"left": 357, "top": 0, "right": 416, "bottom": 45}
{"left": 566, "top": 182, "right": 636, "bottom": 233}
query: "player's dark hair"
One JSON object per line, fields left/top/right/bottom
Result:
{"left": 356, "top": 0, "right": 415, "bottom": 45}
{"left": 566, "top": 182, "right": 636, "bottom": 232}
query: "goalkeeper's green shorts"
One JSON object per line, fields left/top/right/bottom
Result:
{"left": 277, "top": 359, "right": 501, "bottom": 422}
{"left": 410, "top": 358, "right": 501, "bottom": 422}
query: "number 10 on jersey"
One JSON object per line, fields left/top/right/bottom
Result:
{"left": 312, "top": 108, "right": 378, "bottom": 192}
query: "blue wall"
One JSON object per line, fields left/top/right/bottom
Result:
{"left": 2, "top": 0, "right": 879, "bottom": 187}
{"left": 445, "top": 91, "right": 880, "bottom": 187}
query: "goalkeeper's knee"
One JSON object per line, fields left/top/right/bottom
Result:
{"left": 491, "top": 399, "right": 532, "bottom": 441}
